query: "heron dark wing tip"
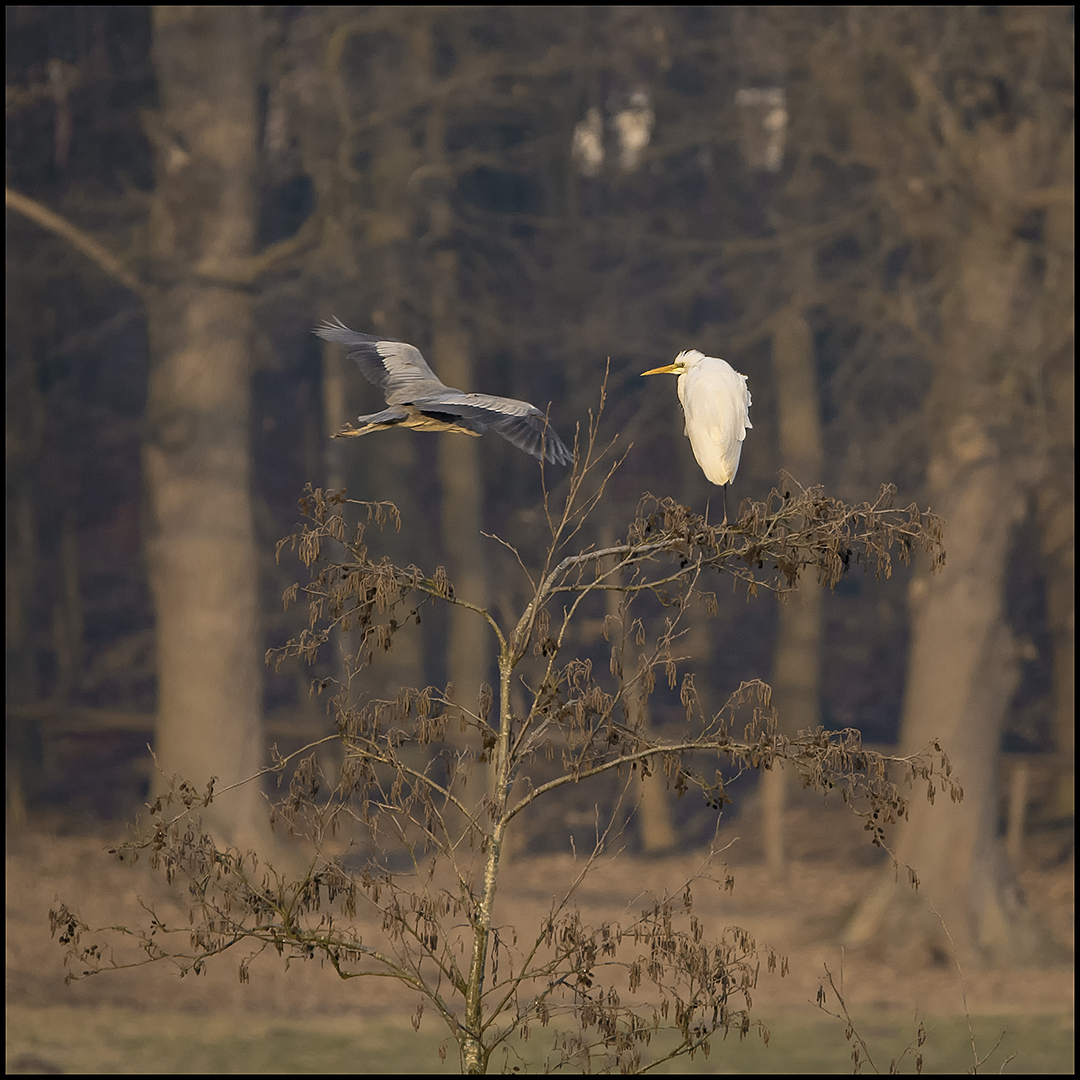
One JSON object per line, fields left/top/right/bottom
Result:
{"left": 548, "top": 438, "right": 574, "bottom": 466}
{"left": 314, "top": 316, "right": 351, "bottom": 336}
{"left": 485, "top": 410, "right": 573, "bottom": 465}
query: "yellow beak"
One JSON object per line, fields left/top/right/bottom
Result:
{"left": 641, "top": 363, "right": 679, "bottom": 376}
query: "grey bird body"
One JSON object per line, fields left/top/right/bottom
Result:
{"left": 315, "top": 319, "right": 572, "bottom": 466}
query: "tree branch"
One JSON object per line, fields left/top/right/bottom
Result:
{"left": 6, "top": 186, "right": 144, "bottom": 296}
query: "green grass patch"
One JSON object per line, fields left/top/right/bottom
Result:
{"left": 5, "top": 1007, "right": 451, "bottom": 1074}
{"left": 6, "top": 1005, "right": 1074, "bottom": 1073}
{"left": 639, "top": 1010, "right": 1075, "bottom": 1073}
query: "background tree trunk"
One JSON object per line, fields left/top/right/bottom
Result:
{"left": 143, "top": 7, "right": 269, "bottom": 851}
{"left": 1033, "top": 130, "right": 1075, "bottom": 823}
{"left": 419, "top": 29, "right": 492, "bottom": 740}
{"left": 822, "top": 7, "right": 1071, "bottom": 966}
{"left": 845, "top": 442, "right": 1038, "bottom": 963}
{"left": 846, "top": 223, "right": 1061, "bottom": 966}
{"left": 434, "top": 258, "right": 492, "bottom": 721}
{"left": 761, "top": 250, "right": 825, "bottom": 875}
{"left": 5, "top": 334, "right": 45, "bottom": 825}
{"left": 601, "top": 524, "right": 676, "bottom": 853}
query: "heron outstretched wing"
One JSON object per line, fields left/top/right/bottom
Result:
{"left": 417, "top": 394, "right": 574, "bottom": 465}
{"left": 316, "top": 318, "right": 573, "bottom": 465}
{"left": 315, "top": 319, "right": 446, "bottom": 403}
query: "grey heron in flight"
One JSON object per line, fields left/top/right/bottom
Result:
{"left": 642, "top": 349, "right": 752, "bottom": 523}
{"left": 315, "top": 319, "right": 573, "bottom": 466}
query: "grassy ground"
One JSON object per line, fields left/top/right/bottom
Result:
{"left": 6, "top": 1004, "right": 1074, "bottom": 1073}
{"left": 8, "top": 809, "right": 1072, "bottom": 1074}
{"left": 6, "top": 1006, "right": 445, "bottom": 1074}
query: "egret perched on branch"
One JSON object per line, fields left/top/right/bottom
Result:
{"left": 641, "top": 349, "right": 752, "bottom": 523}
{"left": 315, "top": 319, "right": 573, "bottom": 466}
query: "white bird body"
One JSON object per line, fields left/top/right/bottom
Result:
{"left": 642, "top": 349, "right": 752, "bottom": 520}
{"left": 673, "top": 351, "right": 752, "bottom": 485}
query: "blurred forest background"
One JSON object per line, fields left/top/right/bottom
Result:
{"left": 6, "top": 5, "right": 1072, "bottom": 971}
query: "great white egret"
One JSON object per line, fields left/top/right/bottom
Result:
{"left": 641, "top": 349, "right": 752, "bottom": 523}
{"left": 315, "top": 319, "right": 573, "bottom": 466}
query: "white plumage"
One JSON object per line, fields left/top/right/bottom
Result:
{"left": 642, "top": 349, "right": 752, "bottom": 520}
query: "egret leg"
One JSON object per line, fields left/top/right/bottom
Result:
{"left": 721, "top": 484, "right": 729, "bottom": 526}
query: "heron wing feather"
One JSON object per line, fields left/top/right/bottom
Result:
{"left": 315, "top": 319, "right": 448, "bottom": 402}
{"left": 487, "top": 412, "right": 573, "bottom": 465}
{"left": 414, "top": 393, "right": 572, "bottom": 464}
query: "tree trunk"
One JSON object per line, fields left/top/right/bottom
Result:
{"left": 5, "top": 339, "right": 43, "bottom": 825}
{"left": 433, "top": 246, "right": 492, "bottom": 750}
{"left": 825, "top": 6, "right": 1070, "bottom": 967}
{"left": 1034, "top": 130, "right": 1075, "bottom": 822}
{"left": 846, "top": 228, "right": 1061, "bottom": 965}
{"left": 601, "top": 525, "right": 676, "bottom": 854}
{"left": 844, "top": 442, "right": 1044, "bottom": 963}
{"left": 421, "top": 39, "right": 492, "bottom": 751}
{"left": 761, "top": 254, "right": 824, "bottom": 875}
{"left": 143, "top": 7, "right": 268, "bottom": 852}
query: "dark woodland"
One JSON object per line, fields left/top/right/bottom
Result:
{"left": 6, "top": 6, "right": 1073, "bottom": 1074}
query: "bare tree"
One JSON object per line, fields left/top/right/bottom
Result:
{"left": 53, "top": 401, "right": 951, "bottom": 1074}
